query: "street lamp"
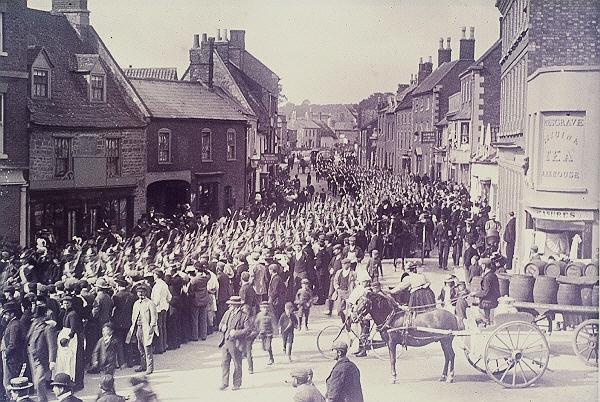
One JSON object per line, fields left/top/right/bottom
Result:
{"left": 250, "top": 152, "right": 261, "bottom": 169}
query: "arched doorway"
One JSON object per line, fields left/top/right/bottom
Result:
{"left": 147, "top": 180, "right": 190, "bottom": 217}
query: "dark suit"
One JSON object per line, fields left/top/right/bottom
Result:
{"left": 91, "top": 336, "right": 119, "bottom": 374}
{"left": 473, "top": 271, "right": 500, "bottom": 322}
{"left": 325, "top": 356, "right": 364, "bottom": 402}
{"left": 26, "top": 318, "right": 57, "bottom": 402}
{"left": 1, "top": 317, "right": 25, "bottom": 392}
{"left": 503, "top": 217, "right": 516, "bottom": 269}
{"left": 189, "top": 273, "right": 210, "bottom": 341}
{"left": 216, "top": 272, "right": 233, "bottom": 325}
{"left": 111, "top": 288, "right": 137, "bottom": 366}
{"left": 268, "top": 273, "right": 287, "bottom": 320}
{"left": 56, "top": 394, "right": 83, "bottom": 402}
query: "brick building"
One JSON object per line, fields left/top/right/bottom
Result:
{"left": 27, "top": 1, "right": 148, "bottom": 245}
{"left": 358, "top": 117, "right": 377, "bottom": 168}
{"left": 0, "top": 0, "right": 29, "bottom": 247}
{"left": 394, "top": 83, "right": 417, "bottom": 177}
{"left": 495, "top": 0, "right": 600, "bottom": 269}
{"left": 411, "top": 28, "right": 477, "bottom": 179}
{"left": 128, "top": 77, "right": 250, "bottom": 218}
{"left": 183, "top": 30, "right": 280, "bottom": 195}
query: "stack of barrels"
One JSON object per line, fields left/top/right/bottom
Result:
{"left": 509, "top": 260, "right": 599, "bottom": 309}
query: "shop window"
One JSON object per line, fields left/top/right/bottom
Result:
{"left": 106, "top": 138, "right": 121, "bottom": 177}
{"left": 54, "top": 137, "right": 73, "bottom": 178}
{"left": 461, "top": 122, "right": 470, "bottom": 144}
{"left": 33, "top": 69, "right": 50, "bottom": 99}
{"left": 158, "top": 129, "right": 171, "bottom": 164}
{"left": 201, "top": 129, "right": 212, "bottom": 161}
{"left": 90, "top": 74, "right": 106, "bottom": 102}
{"left": 226, "top": 129, "right": 236, "bottom": 160}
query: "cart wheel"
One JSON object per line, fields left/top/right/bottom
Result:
{"left": 484, "top": 321, "right": 549, "bottom": 388}
{"left": 366, "top": 324, "right": 405, "bottom": 360}
{"left": 572, "top": 319, "right": 598, "bottom": 367}
{"left": 317, "top": 325, "right": 351, "bottom": 360}
{"left": 463, "top": 336, "right": 509, "bottom": 375}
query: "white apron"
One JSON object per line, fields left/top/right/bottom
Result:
{"left": 54, "top": 327, "right": 77, "bottom": 379}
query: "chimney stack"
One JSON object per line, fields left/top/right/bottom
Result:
{"left": 447, "top": 37, "right": 451, "bottom": 49}
{"left": 193, "top": 34, "right": 200, "bottom": 48}
{"left": 208, "top": 37, "right": 215, "bottom": 89}
{"left": 202, "top": 33, "right": 208, "bottom": 43}
{"left": 217, "top": 29, "right": 222, "bottom": 41}
{"left": 438, "top": 36, "right": 452, "bottom": 66}
{"left": 223, "top": 29, "right": 228, "bottom": 41}
{"left": 459, "top": 26, "right": 475, "bottom": 60}
{"left": 418, "top": 57, "right": 433, "bottom": 84}
{"left": 51, "top": 0, "right": 90, "bottom": 34}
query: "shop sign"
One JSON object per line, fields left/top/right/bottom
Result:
{"left": 421, "top": 131, "right": 436, "bottom": 143}
{"left": 261, "top": 153, "right": 280, "bottom": 165}
{"left": 539, "top": 112, "right": 585, "bottom": 191}
{"left": 528, "top": 208, "right": 594, "bottom": 222}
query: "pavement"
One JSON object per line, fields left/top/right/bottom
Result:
{"left": 72, "top": 258, "right": 598, "bottom": 402}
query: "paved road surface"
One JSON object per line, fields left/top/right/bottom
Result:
{"left": 73, "top": 258, "right": 598, "bottom": 402}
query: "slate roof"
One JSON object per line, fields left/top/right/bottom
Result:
{"left": 394, "top": 84, "right": 417, "bottom": 111}
{"left": 129, "top": 79, "right": 247, "bottom": 121}
{"left": 124, "top": 67, "right": 178, "bottom": 81}
{"left": 226, "top": 62, "right": 270, "bottom": 127}
{"left": 71, "top": 54, "right": 99, "bottom": 73}
{"left": 413, "top": 59, "right": 474, "bottom": 96}
{"left": 26, "top": 9, "right": 145, "bottom": 128}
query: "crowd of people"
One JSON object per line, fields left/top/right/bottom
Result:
{"left": 0, "top": 156, "right": 516, "bottom": 401}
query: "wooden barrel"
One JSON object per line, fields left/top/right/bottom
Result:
{"left": 557, "top": 283, "right": 581, "bottom": 306}
{"left": 509, "top": 274, "right": 535, "bottom": 302}
{"left": 524, "top": 260, "right": 546, "bottom": 276}
{"left": 469, "top": 276, "right": 482, "bottom": 294}
{"left": 565, "top": 262, "right": 584, "bottom": 277}
{"left": 533, "top": 275, "right": 558, "bottom": 304}
{"left": 592, "top": 286, "right": 599, "bottom": 307}
{"left": 581, "top": 285, "right": 594, "bottom": 307}
{"left": 497, "top": 274, "right": 510, "bottom": 297}
{"left": 544, "top": 261, "right": 566, "bottom": 278}
{"left": 584, "top": 261, "right": 599, "bottom": 277}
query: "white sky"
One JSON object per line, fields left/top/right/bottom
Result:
{"left": 28, "top": 0, "right": 500, "bottom": 104}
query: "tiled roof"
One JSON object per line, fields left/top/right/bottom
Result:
{"left": 413, "top": 59, "right": 474, "bottom": 95}
{"left": 26, "top": 9, "right": 145, "bottom": 128}
{"left": 71, "top": 54, "right": 99, "bottom": 73}
{"left": 124, "top": 67, "right": 178, "bottom": 81}
{"left": 129, "top": 79, "right": 247, "bottom": 121}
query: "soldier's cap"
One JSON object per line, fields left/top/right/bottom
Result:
{"left": 290, "top": 368, "right": 313, "bottom": 380}
{"left": 226, "top": 295, "right": 243, "bottom": 305}
{"left": 7, "top": 376, "right": 33, "bottom": 391}
{"left": 331, "top": 340, "right": 349, "bottom": 352}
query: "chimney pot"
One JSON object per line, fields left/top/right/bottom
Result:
{"left": 419, "top": 57, "right": 423, "bottom": 64}
{"left": 202, "top": 33, "right": 208, "bottom": 43}
{"left": 446, "top": 37, "right": 451, "bottom": 49}
{"left": 461, "top": 26, "right": 466, "bottom": 38}
{"left": 223, "top": 29, "right": 228, "bottom": 41}
{"left": 439, "top": 38, "right": 444, "bottom": 49}
{"left": 470, "top": 26, "right": 475, "bottom": 39}
{"left": 193, "top": 34, "right": 200, "bottom": 48}
{"left": 428, "top": 55, "right": 432, "bottom": 63}
{"left": 217, "top": 29, "right": 222, "bottom": 41}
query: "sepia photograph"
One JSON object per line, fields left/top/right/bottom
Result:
{"left": 0, "top": 0, "right": 598, "bottom": 401}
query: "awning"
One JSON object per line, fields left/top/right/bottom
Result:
{"left": 414, "top": 147, "right": 423, "bottom": 156}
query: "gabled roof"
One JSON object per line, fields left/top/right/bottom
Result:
{"left": 394, "top": 83, "right": 417, "bottom": 111}
{"left": 314, "top": 120, "right": 336, "bottom": 137}
{"left": 129, "top": 79, "right": 247, "bottom": 121}
{"left": 226, "top": 62, "right": 270, "bottom": 126}
{"left": 26, "top": 9, "right": 145, "bottom": 129}
{"left": 360, "top": 117, "right": 378, "bottom": 130}
{"left": 27, "top": 46, "right": 54, "bottom": 68}
{"left": 413, "top": 59, "right": 474, "bottom": 96}
{"left": 460, "top": 40, "right": 501, "bottom": 79}
{"left": 124, "top": 67, "right": 178, "bottom": 81}
{"left": 288, "top": 118, "right": 321, "bottom": 130}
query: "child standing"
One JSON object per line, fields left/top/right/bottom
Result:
{"left": 255, "top": 301, "right": 275, "bottom": 365}
{"left": 295, "top": 278, "right": 313, "bottom": 331}
{"left": 88, "top": 322, "right": 119, "bottom": 375}
{"left": 438, "top": 275, "right": 457, "bottom": 313}
{"left": 454, "top": 281, "right": 469, "bottom": 326}
{"left": 279, "top": 302, "right": 298, "bottom": 362}
{"left": 366, "top": 250, "right": 383, "bottom": 282}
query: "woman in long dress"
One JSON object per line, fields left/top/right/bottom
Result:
{"left": 56, "top": 295, "right": 85, "bottom": 391}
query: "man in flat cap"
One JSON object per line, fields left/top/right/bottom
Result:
{"left": 219, "top": 296, "right": 252, "bottom": 391}
{"left": 290, "top": 368, "right": 324, "bottom": 402}
{"left": 325, "top": 341, "right": 363, "bottom": 402}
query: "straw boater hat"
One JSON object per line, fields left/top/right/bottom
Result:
{"left": 7, "top": 377, "right": 33, "bottom": 391}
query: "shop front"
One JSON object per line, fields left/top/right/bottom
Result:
{"left": 29, "top": 187, "right": 135, "bottom": 246}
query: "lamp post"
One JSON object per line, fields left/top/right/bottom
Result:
{"left": 250, "top": 152, "right": 261, "bottom": 193}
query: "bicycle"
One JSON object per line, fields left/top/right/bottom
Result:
{"left": 316, "top": 318, "right": 406, "bottom": 361}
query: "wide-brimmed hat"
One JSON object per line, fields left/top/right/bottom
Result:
{"left": 7, "top": 376, "right": 33, "bottom": 391}
{"left": 226, "top": 295, "right": 243, "bottom": 305}
{"left": 50, "top": 373, "right": 74, "bottom": 388}
{"left": 1, "top": 301, "right": 21, "bottom": 315}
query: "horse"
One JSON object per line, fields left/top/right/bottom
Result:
{"left": 353, "top": 291, "right": 462, "bottom": 384}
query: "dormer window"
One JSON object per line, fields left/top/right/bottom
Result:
{"left": 33, "top": 69, "right": 50, "bottom": 98}
{"left": 90, "top": 74, "right": 106, "bottom": 102}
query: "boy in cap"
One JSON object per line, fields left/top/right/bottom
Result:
{"left": 95, "top": 374, "right": 125, "bottom": 402}
{"left": 88, "top": 323, "right": 119, "bottom": 375}
{"left": 295, "top": 278, "right": 313, "bottom": 331}
{"left": 279, "top": 302, "right": 298, "bottom": 362}
{"left": 289, "top": 368, "right": 325, "bottom": 402}
{"left": 254, "top": 301, "right": 275, "bottom": 366}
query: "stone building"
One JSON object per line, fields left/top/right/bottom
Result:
{"left": 495, "top": 0, "right": 600, "bottom": 268}
{"left": 0, "top": 0, "right": 29, "bottom": 247}
{"left": 27, "top": 1, "right": 148, "bottom": 245}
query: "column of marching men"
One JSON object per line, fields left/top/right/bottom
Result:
{"left": 0, "top": 159, "right": 510, "bottom": 401}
